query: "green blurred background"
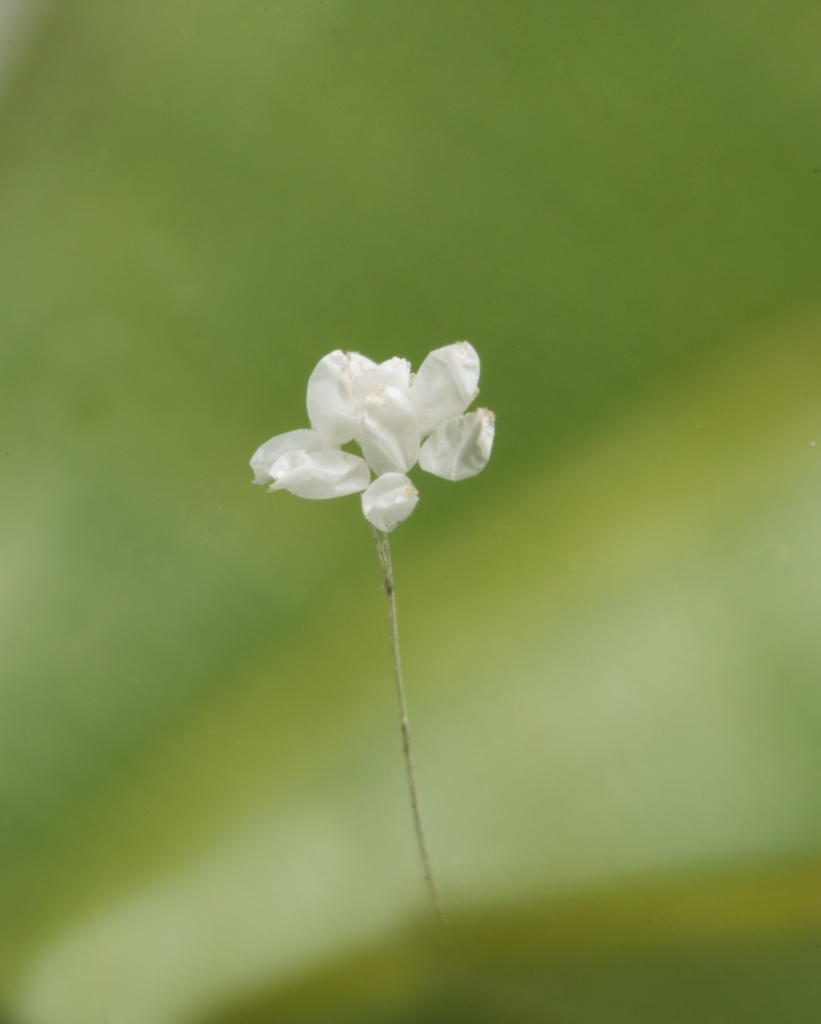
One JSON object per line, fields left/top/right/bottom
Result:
{"left": 1, "top": 0, "right": 821, "bottom": 1021}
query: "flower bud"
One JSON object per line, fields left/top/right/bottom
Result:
{"left": 409, "top": 341, "right": 480, "bottom": 435}
{"left": 355, "top": 385, "right": 420, "bottom": 475}
{"left": 249, "top": 428, "right": 325, "bottom": 484}
{"left": 269, "top": 449, "right": 370, "bottom": 499}
{"left": 361, "top": 472, "right": 419, "bottom": 532}
{"left": 307, "top": 350, "right": 376, "bottom": 445}
{"left": 419, "top": 408, "right": 495, "bottom": 481}
{"left": 354, "top": 357, "right": 412, "bottom": 402}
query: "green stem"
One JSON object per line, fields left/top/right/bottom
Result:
{"left": 371, "top": 525, "right": 443, "bottom": 926}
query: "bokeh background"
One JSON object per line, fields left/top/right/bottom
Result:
{"left": 2, "top": 1, "right": 821, "bottom": 1021}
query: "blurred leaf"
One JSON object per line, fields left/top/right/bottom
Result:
{"left": 203, "top": 858, "right": 821, "bottom": 1024}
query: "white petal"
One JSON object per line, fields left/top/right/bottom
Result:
{"left": 269, "top": 449, "right": 370, "bottom": 499}
{"left": 249, "top": 428, "right": 325, "bottom": 484}
{"left": 353, "top": 357, "right": 412, "bottom": 403}
{"left": 419, "top": 408, "right": 495, "bottom": 481}
{"left": 409, "top": 341, "right": 481, "bottom": 435}
{"left": 355, "top": 384, "right": 421, "bottom": 475}
{"left": 306, "top": 350, "right": 376, "bottom": 445}
{"left": 361, "top": 473, "right": 419, "bottom": 532}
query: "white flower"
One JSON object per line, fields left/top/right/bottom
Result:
{"left": 354, "top": 357, "right": 412, "bottom": 400}
{"left": 361, "top": 473, "right": 419, "bottom": 532}
{"left": 306, "top": 350, "right": 376, "bottom": 445}
{"left": 356, "top": 385, "right": 420, "bottom": 475}
{"left": 268, "top": 449, "right": 371, "bottom": 499}
{"left": 410, "top": 341, "right": 480, "bottom": 435}
{"left": 419, "top": 408, "right": 496, "bottom": 481}
{"left": 250, "top": 428, "right": 325, "bottom": 485}
{"left": 251, "top": 341, "right": 495, "bottom": 531}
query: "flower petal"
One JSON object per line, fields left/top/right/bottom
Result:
{"left": 249, "top": 428, "right": 325, "bottom": 484}
{"left": 306, "top": 350, "right": 376, "bottom": 445}
{"left": 419, "top": 408, "right": 495, "bottom": 481}
{"left": 268, "top": 449, "right": 370, "bottom": 499}
{"left": 355, "top": 384, "right": 421, "bottom": 475}
{"left": 361, "top": 472, "right": 419, "bottom": 532}
{"left": 353, "top": 357, "right": 412, "bottom": 403}
{"left": 409, "top": 341, "right": 481, "bottom": 435}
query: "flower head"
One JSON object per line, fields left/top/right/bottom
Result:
{"left": 250, "top": 341, "right": 495, "bottom": 530}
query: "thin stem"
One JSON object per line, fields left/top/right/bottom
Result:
{"left": 371, "top": 524, "right": 443, "bottom": 926}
